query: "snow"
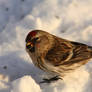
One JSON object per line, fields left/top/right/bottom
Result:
{"left": 0, "top": 0, "right": 92, "bottom": 92}
{"left": 11, "top": 76, "right": 41, "bottom": 92}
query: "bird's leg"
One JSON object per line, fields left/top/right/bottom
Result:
{"left": 40, "top": 76, "right": 62, "bottom": 83}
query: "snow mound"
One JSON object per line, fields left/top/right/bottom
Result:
{"left": 11, "top": 76, "right": 41, "bottom": 92}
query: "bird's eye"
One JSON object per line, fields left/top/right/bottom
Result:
{"left": 31, "top": 37, "right": 41, "bottom": 44}
{"left": 36, "top": 37, "right": 40, "bottom": 42}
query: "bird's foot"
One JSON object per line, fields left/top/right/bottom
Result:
{"left": 40, "top": 76, "right": 62, "bottom": 83}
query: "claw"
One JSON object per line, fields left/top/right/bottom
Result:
{"left": 40, "top": 76, "right": 62, "bottom": 84}
{"left": 40, "top": 78, "right": 51, "bottom": 83}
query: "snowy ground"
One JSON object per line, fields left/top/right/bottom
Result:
{"left": 0, "top": 0, "right": 92, "bottom": 92}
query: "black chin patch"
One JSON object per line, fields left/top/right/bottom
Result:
{"left": 29, "top": 47, "right": 35, "bottom": 53}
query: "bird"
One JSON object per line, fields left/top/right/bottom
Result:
{"left": 25, "top": 30, "right": 92, "bottom": 83}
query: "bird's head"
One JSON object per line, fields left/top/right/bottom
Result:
{"left": 25, "top": 30, "right": 54, "bottom": 53}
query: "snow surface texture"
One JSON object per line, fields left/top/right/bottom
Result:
{"left": 0, "top": 0, "right": 92, "bottom": 92}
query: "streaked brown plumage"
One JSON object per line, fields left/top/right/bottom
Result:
{"left": 25, "top": 30, "right": 92, "bottom": 83}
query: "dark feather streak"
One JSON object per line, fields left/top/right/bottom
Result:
{"left": 45, "top": 38, "right": 92, "bottom": 67}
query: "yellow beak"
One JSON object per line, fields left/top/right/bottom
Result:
{"left": 26, "top": 42, "right": 33, "bottom": 47}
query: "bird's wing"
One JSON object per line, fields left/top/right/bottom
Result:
{"left": 65, "top": 41, "right": 92, "bottom": 65}
{"left": 45, "top": 38, "right": 92, "bottom": 66}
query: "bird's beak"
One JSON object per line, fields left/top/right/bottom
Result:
{"left": 26, "top": 42, "right": 34, "bottom": 49}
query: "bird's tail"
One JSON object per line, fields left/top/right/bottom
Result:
{"left": 88, "top": 46, "right": 92, "bottom": 50}
{"left": 88, "top": 46, "right": 92, "bottom": 56}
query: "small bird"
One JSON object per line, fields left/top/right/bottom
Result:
{"left": 25, "top": 30, "right": 92, "bottom": 83}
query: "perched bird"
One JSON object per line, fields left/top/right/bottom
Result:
{"left": 25, "top": 30, "right": 92, "bottom": 83}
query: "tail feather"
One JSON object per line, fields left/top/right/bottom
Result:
{"left": 88, "top": 46, "right": 92, "bottom": 50}
{"left": 88, "top": 46, "right": 92, "bottom": 56}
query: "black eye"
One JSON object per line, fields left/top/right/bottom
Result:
{"left": 31, "top": 37, "right": 40, "bottom": 44}
{"left": 35, "top": 37, "right": 40, "bottom": 42}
